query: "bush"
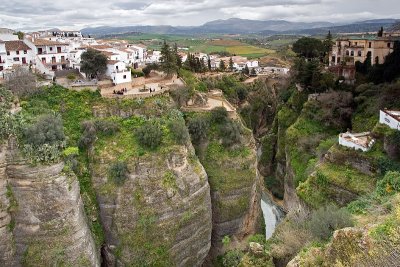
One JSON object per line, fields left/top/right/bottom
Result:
{"left": 66, "top": 73, "right": 76, "bottom": 80}
{"left": 23, "top": 114, "right": 65, "bottom": 147}
{"left": 168, "top": 120, "right": 189, "bottom": 145}
{"left": 78, "top": 120, "right": 97, "bottom": 149}
{"left": 94, "top": 120, "right": 119, "bottom": 136}
{"left": 308, "top": 204, "right": 353, "bottom": 240}
{"left": 170, "top": 87, "right": 191, "bottom": 108}
{"left": 188, "top": 116, "right": 209, "bottom": 144}
{"left": 109, "top": 161, "right": 129, "bottom": 185}
{"left": 222, "top": 250, "right": 243, "bottom": 267}
{"left": 136, "top": 120, "right": 163, "bottom": 149}
{"left": 376, "top": 171, "right": 400, "bottom": 196}
{"left": 131, "top": 69, "right": 144, "bottom": 77}
{"left": 220, "top": 121, "right": 242, "bottom": 147}
{"left": 210, "top": 106, "right": 228, "bottom": 124}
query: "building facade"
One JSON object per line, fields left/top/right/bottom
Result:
{"left": 329, "top": 35, "right": 396, "bottom": 67}
{"left": 380, "top": 109, "right": 400, "bottom": 130}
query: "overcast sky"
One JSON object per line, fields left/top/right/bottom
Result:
{"left": 1, "top": 0, "right": 400, "bottom": 30}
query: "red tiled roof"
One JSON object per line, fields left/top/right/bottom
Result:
{"left": 5, "top": 40, "right": 31, "bottom": 51}
{"left": 33, "top": 39, "right": 67, "bottom": 46}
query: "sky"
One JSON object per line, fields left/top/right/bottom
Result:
{"left": 1, "top": 0, "right": 400, "bottom": 31}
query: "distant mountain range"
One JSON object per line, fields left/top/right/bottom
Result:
{"left": 80, "top": 18, "right": 400, "bottom": 37}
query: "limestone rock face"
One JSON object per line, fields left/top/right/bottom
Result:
{"left": 93, "top": 144, "right": 212, "bottom": 267}
{"left": 0, "top": 142, "right": 99, "bottom": 267}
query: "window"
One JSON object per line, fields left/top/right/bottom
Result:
{"left": 24, "top": 50, "right": 27, "bottom": 54}
{"left": 350, "top": 51, "right": 354, "bottom": 56}
{"left": 123, "top": 75, "right": 127, "bottom": 79}
{"left": 16, "top": 51, "right": 19, "bottom": 55}
{"left": 358, "top": 51, "right": 362, "bottom": 57}
{"left": 0, "top": 66, "right": 3, "bottom": 71}
{"left": 346, "top": 50, "right": 350, "bottom": 56}
{"left": 7, "top": 51, "right": 10, "bottom": 56}
{"left": 49, "top": 47, "right": 53, "bottom": 51}
{"left": 369, "top": 42, "right": 372, "bottom": 48}
{"left": 13, "top": 57, "right": 19, "bottom": 61}
{"left": 387, "top": 43, "right": 391, "bottom": 48}
{"left": 355, "top": 42, "right": 358, "bottom": 46}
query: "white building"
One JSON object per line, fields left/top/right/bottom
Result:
{"left": 146, "top": 50, "right": 161, "bottom": 63}
{"left": 339, "top": 132, "right": 375, "bottom": 152}
{"left": 262, "top": 67, "right": 290, "bottom": 75}
{"left": 106, "top": 60, "right": 131, "bottom": 85}
{"left": 0, "top": 40, "right": 35, "bottom": 76}
{"left": 28, "top": 38, "right": 70, "bottom": 71}
{"left": 0, "top": 40, "right": 7, "bottom": 76}
{"left": 213, "top": 56, "right": 259, "bottom": 71}
{"left": 128, "top": 44, "right": 147, "bottom": 62}
{"left": 380, "top": 109, "right": 400, "bottom": 130}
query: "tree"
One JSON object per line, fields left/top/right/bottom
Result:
{"left": 4, "top": 66, "right": 37, "bottom": 97}
{"left": 23, "top": 114, "right": 65, "bottom": 147}
{"left": 207, "top": 57, "right": 212, "bottom": 71}
{"left": 293, "top": 37, "right": 324, "bottom": 59}
{"left": 378, "top": 26, "right": 384, "bottom": 37}
{"left": 229, "top": 57, "right": 234, "bottom": 72}
{"left": 242, "top": 65, "right": 250, "bottom": 75}
{"left": 80, "top": 49, "right": 107, "bottom": 79}
{"left": 170, "top": 87, "right": 191, "bottom": 107}
{"left": 168, "top": 119, "right": 190, "bottom": 145}
{"left": 323, "top": 31, "right": 334, "bottom": 63}
{"left": 136, "top": 120, "right": 163, "bottom": 149}
{"left": 211, "top": 107, "right": 228, "bottom": 124}
{"left": 188, "top": 116, "right": 209, "bottom": 144}
{"left": 160, "top": 40, "right": 178, "bottom": 78}
{"left": 219, "top": 60, "right": 226, "bottom": 71}
{"left": 108, "top": 161, "right": 129, "bottom": 185}
{"left": 14, "top": 31, "right": 24, "bottom": 40}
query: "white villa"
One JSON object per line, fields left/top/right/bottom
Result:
{"left": 106, "top": 60, "right": 131, "bottom": 85}
{"left": 213, "top": 56, "right": 259, "bottom": 71}
{"left": 380, "top": 109, "right": 400, "bottom": 130}
{"left": 146, "top": 50, "right": 162, "bottom": 63}
{"left": 339, "top": 132, "right": 375, "bottom": 152}
{"left": 0, "top": 40, "right": 35, "bottom": 77}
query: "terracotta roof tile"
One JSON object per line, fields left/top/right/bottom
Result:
{"left": 33, "top": 39, "right": 68, "bottom": 46}
{"left": 5, "top": 40, "right": 31, "bottom": 51}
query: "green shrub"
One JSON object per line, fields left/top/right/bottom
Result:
{"left": 23, "top": 114, "right": 65, "bottom": 147}
{"left": 94, "top": 120, "right": 119, "bottom": 136}
{"left": 130, "top": 69, "right": 144, "bottom": 77}
{"left": 188, "top": 116, "right": 209, "bottom": 144}
{"left": 308, "top": 204, "right": 353, "bottom": 240}
{"left": 168, "top": 120, "right": 189, "bottom": 145}
{"left": 78, "top": 120, "right": 97, "bottom": 149}
{"left": 211, "top": 106, "right": 228, "bottom": 124}
{"left": 220, "top": 121, "right": 242, "bottom": 147}
{"left": 66, "top": 73, "right": 76, "bottom": 80}
{"left": 108, "top": 161, "right": 129, "bottom": 185}
{"left": 170, "top": 87, "right": 191, "bottom": 108}
{"left": 222, "top": 250, "right": 243, "bottom": 267}
{"left": 136, "top": 120, "right": 163, "bottom": 149}
{"left": 376, "top": 171, "right": 400, "bottom": 196}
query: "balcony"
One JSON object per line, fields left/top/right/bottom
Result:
{"left": 45, "top": 60, "right": 70, "bottom": 66}
{"left": 37, "top": 50, "right": 68, "bottom": 55}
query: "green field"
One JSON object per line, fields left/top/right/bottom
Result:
{"left": 119, "top": 34, "right": 275, "bottom": 59}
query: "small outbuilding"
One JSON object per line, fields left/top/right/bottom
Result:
{"left": 339, "top": 131, "right": 375, "bottom": 152}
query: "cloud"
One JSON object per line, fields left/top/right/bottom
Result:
{"left": 0, "top": 0, "right": 399, "bottom": 30}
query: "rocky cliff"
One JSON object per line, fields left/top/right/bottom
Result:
{"left": 0, "top": 141, "right": 99, "bottom": 266}
{"left": 92, "top": 143, "right": 212, "bottom": 266}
